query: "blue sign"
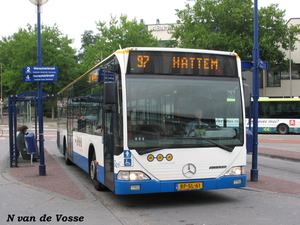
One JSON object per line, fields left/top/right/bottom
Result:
{"left": 241, "top": 61, "right": 253, "bottom": 70}
{"left": 241, "top": 60, "right": 268, "bottom": 71}
{"left": 258, "top": 59, "right": 263, "bottom": 70}
{"left": 124, "top": 158, "right": 132, "bottom": 167}
{"left": 23, "top": 66, "right": 58, "bottom": 82}
{"left": 98, "top": 69, "right": 114, "bottom": 83}
{"left": 258, "top": 59, "right": 268, "bottom": 70}
{"left": 124, "top": 150, "right": 131, "bottom": 158}
{"left": 124, "top": 150, "right": 132, "bottom": 167}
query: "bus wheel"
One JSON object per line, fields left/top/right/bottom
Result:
{"left": 90, "top": 152, "right": 106, "bottom": 191}
{"left": 277, "top": 124, "right": 289, "bottom": 134}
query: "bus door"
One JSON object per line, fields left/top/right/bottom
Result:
{"left": 103, "top": 66, "right": 120, "bottom": 191}
{"left": 66, "top": 97, "right": 74, "bottom": 161}
{"left": 103, "top": 112, "right": 115, "bottom": 190}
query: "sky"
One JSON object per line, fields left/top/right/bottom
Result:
{"left": 0, "top": 0, "right": 299, "bottom": 50}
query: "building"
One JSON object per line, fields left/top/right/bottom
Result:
{"left": 243, "top": 18, "right": 300, "bottom": 98}
{"left": 146, "top": 19, "right": 179, "bottom": 45}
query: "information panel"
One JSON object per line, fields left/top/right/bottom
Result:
{"left": 23, "top": 66, "right": 58, "bottom": 82}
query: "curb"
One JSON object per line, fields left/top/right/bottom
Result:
{"left": 258, "top": 153, "right": 300, "bottom": 163}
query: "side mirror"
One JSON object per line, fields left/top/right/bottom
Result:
{"left": 243, "top": 84, "right": 250, "bottom": 108}
{"left": 104, "top": 82, "right": 116, "bottom": 104}
{"left": 104, "top": 82, "right": 116, "bottom": 113}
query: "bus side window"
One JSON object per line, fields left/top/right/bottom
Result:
{"left": 270, "top": 104, "right": 276, "bottom": 117}
{"left": 277, "top": 104, "right": 282, "bottom": 114}
{"left": 260, "top": 104, "right": 268, "bottom": 118}
{"left": 297, "top": 103, "right": 300, "bottom": 115}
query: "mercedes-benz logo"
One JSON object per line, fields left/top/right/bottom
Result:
{"left": 182, "top": 163, "right": 197, "bottom": 178}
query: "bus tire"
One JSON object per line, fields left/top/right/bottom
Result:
{"left": 90, "top": 151, "right": 107, "bottom": 191}
{"left": 277, "top": 124, "right": 289, "bottom": 134}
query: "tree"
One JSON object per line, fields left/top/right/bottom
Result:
{"left": 75, "top": 30, "right": 99, "bottom": 64}
{"left": 80, "top": 15, "right": 160, "bottom": 71}
{"left": 169, "top": 0, "right": 300, "bottom": 70}
{"left": 0, "top": 24, "right": 79, "bottom": 119}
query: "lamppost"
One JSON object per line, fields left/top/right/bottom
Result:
{"left": 29, "top": 0, "right": 49, "bottom": 176}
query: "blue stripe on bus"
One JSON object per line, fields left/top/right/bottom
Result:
{"left": 57, "top": 143, "right": 63, "bottom": 155}
{"left": 73, "top": 152, "right": 89, "bottom": 173}
{"left": 114, "top": 174, "right": 247, "bottom": 195}
{"left": 246, "top": 127, "right": 277, "bottom": 132}
{"left": 290, "top": 128, "right": 300, "bottom": 133}
{"left": 72, "top": 152, "right": 106, "bottom": 185}
{"left": 246, "top": 127, "right": 300, "bottom": 133}
{"left": 96, "top": 164, "right": 105, "bottom": 184}
{"left": 257, "top": 127, "right": 277, "bottom": 132}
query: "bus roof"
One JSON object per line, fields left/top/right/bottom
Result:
{"left": 57, "top": 47, "right": 240, "bottom": 95}
{"left": 257, "top": 97, "right": 300, "bottom": 102}
{"left": 118, "top": 47, "right": 239, "bottom": 57}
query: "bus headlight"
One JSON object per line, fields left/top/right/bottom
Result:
{"left": 117, "top": 171, "right": 150, "bottom": 181}
{"left": 224, "top": 166, "right": 245, "bottom": 176}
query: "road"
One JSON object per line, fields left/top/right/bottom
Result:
{"left": 1, "top": 127, "right": 300, "bottom": 225}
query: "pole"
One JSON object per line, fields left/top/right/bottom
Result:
{"left": 288, "top": 34, "right": 292, "bottom": 98}
{"left": 251, "top": 0, "right": 259, "bottom": 181}
{"left": 37, "top": 4, "right": 46, "bottom": 176}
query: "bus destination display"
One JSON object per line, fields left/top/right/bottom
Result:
{"left": 128, "top": 51, "right": 238, "bottom": 77}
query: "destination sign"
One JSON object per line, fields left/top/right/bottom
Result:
{"left": 127, "top": 51, "right": 238, "bottom": 77}
{"left": 23, "top": 66, "right": 58, "bottom": 82}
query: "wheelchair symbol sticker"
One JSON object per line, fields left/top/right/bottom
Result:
{"left": 124, "top": 158, "right": 132, "bottom": 167}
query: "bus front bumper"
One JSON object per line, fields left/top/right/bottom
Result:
{"left": 114, "top": 174, "right": 247, "bottom": 195}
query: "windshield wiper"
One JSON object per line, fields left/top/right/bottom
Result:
{"left": 139, "top": 144, "right": 186, "bottom": 155}
{"left": 182, "top": 137, "right": 234, "bottom": 152}
{"left": 138, "top": 137, "right": 234, "bottom": 155}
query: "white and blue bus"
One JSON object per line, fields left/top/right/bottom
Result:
{"left": 247, "top": 97, "right": 300, "bottom": 134}
{"left": 57, "top": 47, "right": 247, "bottom": 195}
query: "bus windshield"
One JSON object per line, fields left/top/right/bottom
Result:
{"left": 126, "top": 75, "right": 244, "bottom": 154}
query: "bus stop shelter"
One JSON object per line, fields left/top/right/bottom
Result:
{"left": 8, "top": 91, "right": 52, "bottom": 167}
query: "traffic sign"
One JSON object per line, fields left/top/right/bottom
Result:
{"left": 23, "top": 66, "right": 58, "bottom": 82}
{"left": 242, "top": 60, "right": 268, "bottom": 70}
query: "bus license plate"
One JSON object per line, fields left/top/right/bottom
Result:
{"left": 176, "top": 182, "right": 203, "bottom": 191}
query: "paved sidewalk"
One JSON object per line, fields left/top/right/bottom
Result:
{"left": 9, "top": 149, "right": 87, "bottom": 200}
{"left": 245, "top": 138, "right": 300, "bottom": 196}
{"left": 258, "top": 147, "right": 300, "bottom": 162}
{"left": 246, "top": 172, "right": 300, "bottom": 196}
